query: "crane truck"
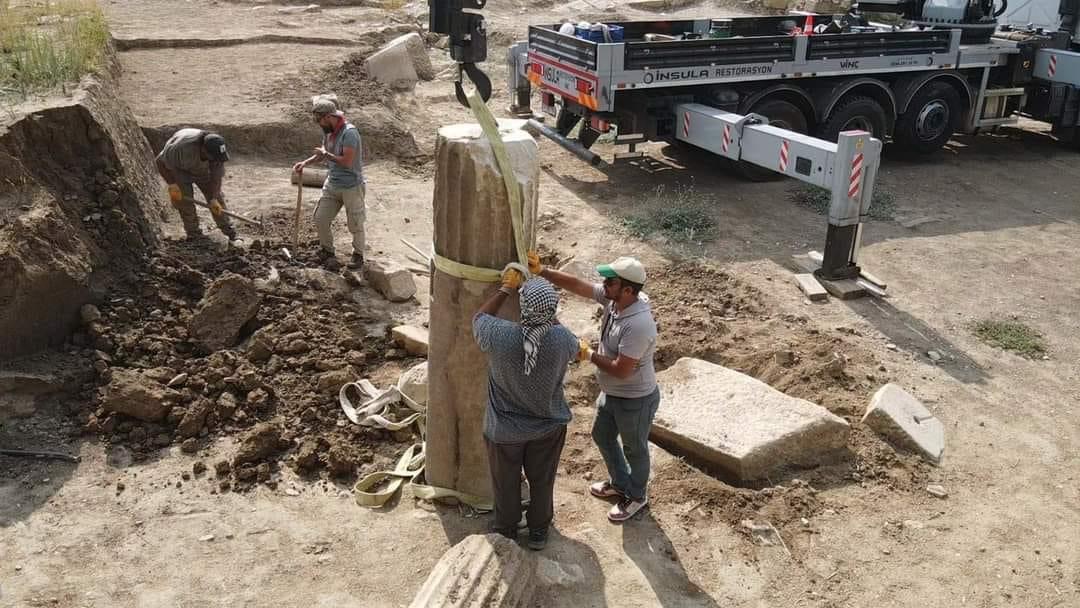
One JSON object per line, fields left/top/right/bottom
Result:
{"left": 472, "top": 0, "right": 1078, "bottom": 172}
{"left": 504, "top": 0, "right": 1080, "bottom": 164}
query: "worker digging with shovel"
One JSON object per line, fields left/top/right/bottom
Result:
{"left": 292, "top": 96, "right": 367, "bottom": 271}
{"left": 155, "top": 128, "right": 238, "bottom": 242}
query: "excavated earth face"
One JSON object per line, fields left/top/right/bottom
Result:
{"left": 0, "top": 49, "right": 166, "bottom": 361}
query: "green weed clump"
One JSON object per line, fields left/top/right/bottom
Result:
{"left": 788, "top": 184, "right": 897, "bottom": 221}
{"left": 0, "top": 1, "right": 109, "bottom": 102}
{"left": 620, "top": 183, "right": 719, "bottom": 244}
{"left": 972, "top": 319, "right": 1047, "bottom": 358}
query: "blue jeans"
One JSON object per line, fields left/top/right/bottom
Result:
{"left": 591, "top": 387, "right": 661, "bottom": 501}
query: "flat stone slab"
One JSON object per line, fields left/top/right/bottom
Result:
{"left": 652, "top": 358, "right": 850, "bottom": 482}
{"left": 862, "top": 383, "right": 944, "bottom": 465}
{"left": 794, "top": 273, "right": 828, "bottom": 302}
{"left": 392, "top": 325, "right": 429, "bottom": 356}
{"left": 364, "top": 258, "right": 417, "bottom": 302}
{"left": 365, "top": 33, "right": 427, "bottom": 90}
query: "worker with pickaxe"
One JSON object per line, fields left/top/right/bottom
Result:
{"left": 155, "top": 128, "right": 238, "bottom": 241}
{"left": 292, "top": 96, "right": 367, "bottom": 271}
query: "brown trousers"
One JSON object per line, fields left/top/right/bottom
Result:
{"left": 484, "top": 426, "right": 567, "bottom": 536}
{"left": 176, "top": 177, "right": 234, "bottom": 238}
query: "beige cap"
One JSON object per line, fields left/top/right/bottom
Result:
{"left": 597, "top": 256, "right": 646, "bottom": 284}
{"left": 311, "top": 94, "right": 340, "bottom": 115}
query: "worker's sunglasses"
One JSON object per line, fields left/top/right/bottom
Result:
{"left": 603, "top": 277, "right": 621, "bottom": 287}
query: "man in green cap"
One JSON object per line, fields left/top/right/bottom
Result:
{"left": 529, "top": 252, "right": 659, "bottom": 523}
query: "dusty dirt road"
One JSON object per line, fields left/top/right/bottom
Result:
{"left": 2, "top": 0, "right": 1079, "bottom": 606}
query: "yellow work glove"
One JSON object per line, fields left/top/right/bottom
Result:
{"left": 577, "top": 337, "right": 593, "bottom": 362}
{"left": 501, "top": 267, "right": 524, "bottom": 290}
{"left": 167, "top": 184, "right": 182, "bottom": 207}
{"left": 527, "top": 250, "right": 543, "bottom": 275}
{"left": 208, "top": 198, "right": 224, "bottom": 218}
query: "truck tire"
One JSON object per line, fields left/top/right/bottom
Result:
{"left": 820, "top": 96, "right": 888, "bottom": 141}
{"left": 892, "top": 81, "right": 961, "bottom": 156}
{"left": 737, "top": 99, "right": 809, "bottom": 181}
{"left": 555, "top": 107, "right": 580, "bottom": 137}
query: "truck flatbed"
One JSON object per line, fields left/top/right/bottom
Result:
{"left": 525, "top": 16, "right": 1025, "bottom": 113}
{"left": 513, "top": 10, "right": 1080, "bottom": 157}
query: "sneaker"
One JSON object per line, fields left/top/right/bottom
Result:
{"left": 589, "top": 480, "right": 625, "bottom": 500}
{"left": 527, "top": 528, "right": 548, "bottom": 551}
{"left": 608, "top": 497, "right": 647, "bottom": 523}
{"left": 347, "top": 253, "right": 364, "bottom": 270}
{"left": 185, "top": 229, "right": 206, "bottom": 241}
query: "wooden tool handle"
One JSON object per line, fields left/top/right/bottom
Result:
{"left": 293, "top": 170, "right": 303, "bottom": 250}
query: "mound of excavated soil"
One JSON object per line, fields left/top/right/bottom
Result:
{"left": 0, "top": 47, "right": 166, "bottom": 360}
{"left": 74, "top": 237, "right": 424, "bottom": 491}
{"left": 258, "top": 38, "right": 430, "bottom": 164}
{"left": 560, "top": 260, "right": 931, "bottom": 534}
{"left": 647, "top": 262, "right": 930, "bottom": 486}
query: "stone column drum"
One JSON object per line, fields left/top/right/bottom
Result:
{"left": 425, "top": 122, "right": 538, "bottom": 501}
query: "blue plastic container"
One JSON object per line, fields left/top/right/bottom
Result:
{"left": 574, "top": 23, "right": 624, "bottom": 43}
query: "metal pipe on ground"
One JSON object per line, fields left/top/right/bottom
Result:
{"left": 0, "top": 448, "right": 81, "bottom": 462}
{"left": 523, "top": 119, "right": 605, "bottom": 167}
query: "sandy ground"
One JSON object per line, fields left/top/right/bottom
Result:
{"left": 2, "top": 0, "right": 1079, "bottom": 606}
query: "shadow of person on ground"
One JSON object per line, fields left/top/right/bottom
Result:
{"left": 429, "top": 509, "right": 609, "bottom": 607}
{"left": 531, "top": 527, "right": 609, "bottom": 607}
{"left": 622, "top": 509, "right": 723, "bottom": 608}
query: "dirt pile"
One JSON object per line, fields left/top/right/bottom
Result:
{"left": 72, "top": 237, "right": 424, "bottom": 491}
{"left": 0, "top": 47, "right": 166, "bottom": 360}
{"left": 257, "top": 32, "right": 433, "bottom": 164}
{"left": 647, "top": 262, "right": 931, "bottom": 485}
{"left": 558, "top": 260, "right": 931, "bottom": 542}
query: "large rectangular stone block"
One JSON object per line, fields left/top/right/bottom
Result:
{"left": 652, "top": 358, "right": 850, "bottom": 482}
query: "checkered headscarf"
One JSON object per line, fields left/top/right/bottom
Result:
{"left": 519, "top": 278, "right": 559, "bottom": 375}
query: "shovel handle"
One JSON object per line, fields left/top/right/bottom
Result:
{"left": 293, "top": 169, "right": 303, "bottom": 250}
{"left": 180, "top": 197, "right": 263, "bottom": 227}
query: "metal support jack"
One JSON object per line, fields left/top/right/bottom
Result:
{"left": 673, "top": 103, "right": 885, "bottom": 296}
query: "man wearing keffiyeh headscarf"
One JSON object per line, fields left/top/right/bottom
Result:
{"left": 519, "top": 278, "right": 561, "bottom": 375}
{"left": 472, "top": 267, "right": 582, "bottom": 551}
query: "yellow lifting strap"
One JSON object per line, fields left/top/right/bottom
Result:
{"left": 430, "top": 89, "right": 528, "bottom": 283}
{"left": 353, "top": 90, "right": 531, "bottom": 511}
{"left": 352, "top": 443, "right": 493, "bottom": 511}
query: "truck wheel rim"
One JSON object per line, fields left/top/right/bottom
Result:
{"left": 841, "top": 116, "right": 874, "bottom": 135}
{"left": 915, "top": 100, "right": 949, "bottom": 141}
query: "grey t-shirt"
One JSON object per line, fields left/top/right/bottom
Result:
{"left": 158, "top": 128, "right": 210, "bottom": 179}
{"left": 323, "top": 123, "right": 365, "bottom": 191}
{"left": 473, "top": 313, "right": 579, "bottom": 443}
{"left": 592, "top": 285, "right": 658, "bottom": 398}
